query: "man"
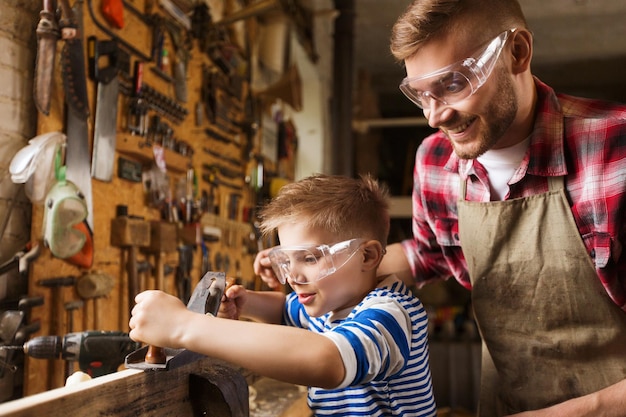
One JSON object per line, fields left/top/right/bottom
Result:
{"left": 382, "top": 0, "right": 626, "bottom": 416}
{"left": 251, "top": 0, "right": 626, "bottom": 415}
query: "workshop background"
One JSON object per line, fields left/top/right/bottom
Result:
{"left": 0, "top": 0, "right": 625, "bottom": 415}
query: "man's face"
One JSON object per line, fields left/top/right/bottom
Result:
{"left": 404, "top": 30, "right": 519, "bottom": 159}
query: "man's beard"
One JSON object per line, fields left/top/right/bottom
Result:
{"left": 451, "top": 68, "right": 518, "bottom": 159}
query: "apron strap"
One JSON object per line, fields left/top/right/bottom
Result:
{"left": 459, "top": 175, "right": 467, "bottom": 200}
{"left": 547, "top": 175, "right": 563, "bottom": 192}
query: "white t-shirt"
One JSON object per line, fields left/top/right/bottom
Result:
{"left": 477, "top": 137, "right": 531, "bottom": 200}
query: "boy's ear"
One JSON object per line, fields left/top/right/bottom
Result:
{"left": 362, "top": 240, "right": 384, "bottom": 271}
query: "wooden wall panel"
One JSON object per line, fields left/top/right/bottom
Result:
{"left": 28, "top": 0, "right": 261, "bottom": 394}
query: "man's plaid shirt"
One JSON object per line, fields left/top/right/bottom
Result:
{"left": 402, "top": 78, "right": 626, "bottom": 311}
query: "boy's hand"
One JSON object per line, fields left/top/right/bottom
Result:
{"left": 217, "top": 285, "right": 248, "bottom": 320}
{"left": 129, "top": 290, "right": 193, "bottom": 349}
{"left": 253, "top": 247, "right": 281, "bottom": 289}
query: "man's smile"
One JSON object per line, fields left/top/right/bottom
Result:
{"left": 444, "top": 116, "right": 477, "bottom": 136}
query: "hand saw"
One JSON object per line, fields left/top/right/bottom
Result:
{"left": 125, "top": 271, "right": 226, "bottom": 371}
{"left": 60, "top": 0, "right": 94, "bottom": 231}
{"left": 88, "top": 37, "right": 126, "bottom": 182}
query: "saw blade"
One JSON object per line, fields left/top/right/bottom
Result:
{"left": 66, "top": 110, "right": 94, "bottom": 230}
{"left": 61, "top": 37, "right": 90, "bottom": 120}
{"left": 64, "top": 0, "right": 93, "bottom": 229}
{"left": 91, "top": 76, "right": 119, "bottom": 181}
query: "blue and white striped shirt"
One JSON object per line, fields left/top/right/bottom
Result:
{"left": 283, "top": 275, "right": 437, "bottom": 416}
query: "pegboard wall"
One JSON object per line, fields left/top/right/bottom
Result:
{"left": 26, "top": 0, "right": 288, "bottom": 394}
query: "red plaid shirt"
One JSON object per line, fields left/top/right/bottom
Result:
{"left": 402, "top": 78, "right": 626, "bottom": 311}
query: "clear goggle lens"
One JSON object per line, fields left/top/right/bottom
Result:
{"left": 399, "top": 29, "right": 516, "bottom": 110}
{"left": 268, "top": 238, "right": 366, "bottom": 285}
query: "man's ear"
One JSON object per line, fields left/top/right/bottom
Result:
{"left": 510, "top": 29, "right": 533, "bottom": 74}
{"left": 362, "top": 240, "right": 384, "bottom": 271}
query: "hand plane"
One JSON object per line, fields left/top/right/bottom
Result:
{"left": 125, "top": 271, "right": 226, "bottom": 371}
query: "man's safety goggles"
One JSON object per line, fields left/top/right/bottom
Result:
{"left": 268, "top": 238, "right": 366, "bottom": 285}
{"left": 399, "top": 28, "right": 516, "bottom": 110}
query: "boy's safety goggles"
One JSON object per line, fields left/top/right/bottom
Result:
{"left": 399, "top": 28, "right": 516, "bottom": 110}
{"left": 268, "top": 238, "right": 366, "bottom": 285}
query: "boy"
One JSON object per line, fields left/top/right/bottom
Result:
{"left": 129, "top": 174, "right": 436, "bottom": 416}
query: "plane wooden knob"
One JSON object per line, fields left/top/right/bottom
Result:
{"left": 145, "top": 345, "right": 166, "bottom": 364}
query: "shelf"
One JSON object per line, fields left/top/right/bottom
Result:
{"left": 116, "top": 135, "right": 191, "bottom": 174}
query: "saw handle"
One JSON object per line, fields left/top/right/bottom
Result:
{"left": 87, "top": 36, "right": 119, "bottom": 84}
{"left": 145, "top": 345, "right": 166, "bottom": 364}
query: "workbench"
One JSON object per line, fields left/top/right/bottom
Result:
{"left": 0, "top": 354, "right": 314, "bottom": 417}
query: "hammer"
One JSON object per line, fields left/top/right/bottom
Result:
{"left": 76, "top": 272, "right": 114, "bottom": 329}
{"left": 37, "top": 276, "right": 76, "bottom": 388}
{"left": 139, "top": 221, "right": 176, "bottom": 366}
{"left": 142, "top": 221, "right": 178, "bottom": 292}
{"left": 110, "top": 214, "right": 150, "bottom": 326}
{"left": 64, "top": 300, "right": 84, "bottom": 377}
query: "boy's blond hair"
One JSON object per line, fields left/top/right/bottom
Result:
{"left": 259, "top": 174, "right": 390, "bottom": 246}
{"left": 390, "top": 0, "right": 528, "bottom": 61}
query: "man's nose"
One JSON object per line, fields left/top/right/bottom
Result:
{"left": 423, "top": 98, "right": 451, "bottom": 128}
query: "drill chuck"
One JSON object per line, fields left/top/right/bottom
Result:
{"left": 23, "top": 335, "right": 62, "bottom": 359}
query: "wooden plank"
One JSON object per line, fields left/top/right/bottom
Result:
{"left": 0, "top": 357, "right": 248, "bottom": 417}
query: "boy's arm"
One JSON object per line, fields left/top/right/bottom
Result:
{"left": 130, "top": 290, "right": 345, "bottom": 388}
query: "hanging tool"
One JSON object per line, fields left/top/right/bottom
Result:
{"left": 37, "top": 276, "right": 77, "bottom": 338}
{"left": 126, "top": 61, "right": 149, "bottom": 136}
{"left": 0, "top": 299, "right": 42, "bottom": 403}
{"left": 176, "top": 244, "right": 193, "bottom": 304}
{"left": 42, "top": 147, "right": 94, "bottom": 268}
{"left": 1, "top": 331, "right": 140, "bottom": 378}
{"left": 86, "top": 0, "right": 151, "bottom": 61}
{"left": 164, "top": 20, "right": 189, "bottom": 103}
{"left": 88, "top": 37, "right": 124, "bottom": 182}
{"left": 0, "top": 244, "right": 40, "bottom": 277}
{"left": 63, "top": 300, "right": 84, "bottom": 378}
{"left": 110, "top": 213, "right": 151, "bottom": 324}
{"left": 76, "top": 272, "right": 114, "bottom": 330}
{"left": 33, "top": 0, "right": 60, "bottom": 116}
{"left": 125, "top": 271, "right": 226, "bottom": 371}
{"left": 0, "top": 309, "right": 26, "bottom": 394}
{"left": 142, "top": 221, "right": 177, "bottom": 292}
{"left": 101, "top": 0, "right": 124, "bottom": 29}
{"left": 59, "top": 0, "right": 94, "bottom": 236}
{"left": 37, "top": 276, "right": 77, "bottom": 389}
{"left": 17, "top": 296, "right": 45, "bottom": 326}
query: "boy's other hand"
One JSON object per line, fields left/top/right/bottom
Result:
{"left": 253, "top": 247, "right": 282, "bottom": 289}
{"left": 217, "top": 285, "right": 248, "bottom": 320}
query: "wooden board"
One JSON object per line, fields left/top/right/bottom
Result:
{"left": 0, "top": 357, "right": 248, "bottom": 417}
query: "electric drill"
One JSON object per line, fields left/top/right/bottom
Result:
{"left": 23, "top": 330, "right": 141, "bottom": 377}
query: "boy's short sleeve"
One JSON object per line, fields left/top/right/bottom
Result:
{"left": 321, "top": 297, "right": 413, "bottom": 389}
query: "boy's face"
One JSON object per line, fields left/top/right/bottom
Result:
{"left": 275, "top": 223, "right": 378, "bottom": 317}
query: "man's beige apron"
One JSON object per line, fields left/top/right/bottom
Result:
{"left": 457, "top": 175, "right": 626, "bottom": 416}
